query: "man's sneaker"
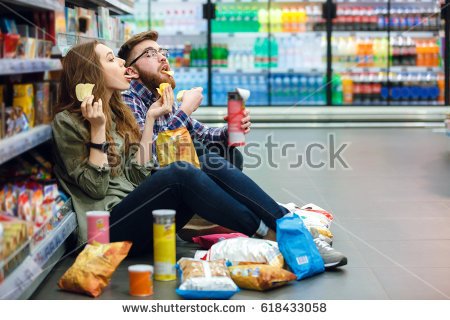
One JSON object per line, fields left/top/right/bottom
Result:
{"left": 318, "top": 233, "right": 333, "bottom": 247}
{"left": 310, "top": 228, "right": 347, "bottom": 268}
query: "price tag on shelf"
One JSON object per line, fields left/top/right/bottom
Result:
{"left": 32, "top": 213, "right": 77, "bottom": 267}
{"left": 0, "top": 257, "right": 42, "bottom": 299}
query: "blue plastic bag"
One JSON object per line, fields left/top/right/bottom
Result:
{"left": 277, "top": 215, "right": 325, "bottom": 280}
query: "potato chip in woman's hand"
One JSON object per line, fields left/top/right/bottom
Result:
{"left": 75, "top": 83, "right": 95, "bottom": 102}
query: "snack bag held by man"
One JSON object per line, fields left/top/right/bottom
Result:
{"left": 156, "top": 127, "right": 200, "bottom": 168}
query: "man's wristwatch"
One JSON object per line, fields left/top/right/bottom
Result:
{"left": 87, "top": 142, "right": 110, "bottom": 153}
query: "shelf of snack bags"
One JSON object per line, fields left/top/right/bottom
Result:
{"left": 0, "top": 205, "right": 76, "bottom": 299}
{"left": 0, "top": 181, "right": 76, "bottom": 299}
{"left": 0, "top": 125, "right": 52, "bottom": 166}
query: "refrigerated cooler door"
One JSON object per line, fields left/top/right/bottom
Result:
{"left": 211, "top": 0, "right": 327, "bottom": 107}
{"left": 149, "top": 0, "right": 209, "bottom": 105}
{"left": 331, "top": 0, "right": 444, "bottom": 106}
{"left": 269, "top": 0, "right": 327, "bottom": 106}
{"left": 211, "top": 0, "right": 270, "bottom": 106}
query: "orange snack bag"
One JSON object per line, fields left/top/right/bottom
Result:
{"left": 58, "top": 241, "right": 132, "bottom": 297}
{"left": 228, "top": 264, "right": 296, "bottom": 291}
{"left": 156, "top": 127, "right": 200, "bottom": 168}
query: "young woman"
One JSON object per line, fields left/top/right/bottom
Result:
{"left": 52, "top": 41, "right": 346, "bottom": 268}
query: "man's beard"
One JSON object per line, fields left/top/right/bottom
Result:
{"left": 138, "top": 68, "right": 176, "bottom": 96}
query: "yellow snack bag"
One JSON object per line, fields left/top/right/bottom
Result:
{"left": 228, "top": 264, "right": 297, "bottom": 291}
{"left": 58, "top": 241, "right": 132, "bottom": 297}
{"left": 13, "top": 84, "right": 34, "bottom": 127}
{"left": 156, "top": 127, "right": 200, "bottom": 168}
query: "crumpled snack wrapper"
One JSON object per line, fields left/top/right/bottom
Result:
{"left": 156, "top": 127, "right": 200, "bottom": 168}
{"left": 228, "top": 264, "right": 296, "bottom": 291}
{"left": 58, "top": 241, "right": 132, "bottom": 297}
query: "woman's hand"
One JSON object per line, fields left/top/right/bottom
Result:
{"left": 80, "top": 95, "right": 105, "bottom": 129}
{"left": 147, "top": 85, "right": 174, "bottom": 120}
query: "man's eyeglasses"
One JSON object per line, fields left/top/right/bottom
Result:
{"left": 127, "top": 48, "right": 170, "bottom": 67}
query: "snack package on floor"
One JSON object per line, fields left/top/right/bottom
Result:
{"left": 156, "top": 127, "right": 200, "bottom": 168}
{"left": 279, "top": 202, "right": 334, "bottom": 238}
{"left": 192, "top": 233, "right": 248, "bottom": 250}
{"left": 58, "top": 241, "right": 132, "bottom": 298}
{"left": 206, "top": 238, "right": 284, "bottom": 268}
{"left": 228, "top": 264, "right": 297, "bottom": 291}
{"left": 176, "top": 258, "right": 239, "bottom": 300}
{"left": 277, "top": 215, "right": 324, "bottom": 280}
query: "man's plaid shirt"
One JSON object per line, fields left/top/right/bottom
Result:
{"left": 122, "top": 79, "right": 228, "bottom": 166}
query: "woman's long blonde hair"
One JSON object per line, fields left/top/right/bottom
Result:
{"left": 55, "top": 41, "right": 141, "bottom": 175}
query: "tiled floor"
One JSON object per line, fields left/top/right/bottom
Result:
{"left": 32, "top": 127, "right": 450, "bottom": 300}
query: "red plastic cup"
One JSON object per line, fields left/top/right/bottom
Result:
{"left": 86, "top": 211, "right": 110, "bottom": 244}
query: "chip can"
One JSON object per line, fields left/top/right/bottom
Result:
{"left": 153, "top": 209, "right": 176, "bottom": 281}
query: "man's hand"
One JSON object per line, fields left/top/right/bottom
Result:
{"left": 224, "top": 109, "right": 251, "bottom": 134}
{"left": 147, "top": 85, "right": 174, "bottom": 120}
{"left": 180, "top": 87, "right": 203, "bottom": 116}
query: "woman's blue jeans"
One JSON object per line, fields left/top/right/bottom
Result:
{"left": 110, "top": 153, "right": 288, "bottom": 254}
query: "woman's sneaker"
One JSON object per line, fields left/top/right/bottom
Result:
{"left": 310, "top": 228, "right": 347, "bottom": 269}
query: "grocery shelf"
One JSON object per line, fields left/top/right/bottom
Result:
{"left": 0, "top": 125, "right": 52, "bottom": 166}
{"left": 194, "top": 106, "right": 450, "bottom": 123}
{"left": 66, "top": 0, "right": 133, "bottom": 15}
{"left": 333, "top": 66, "right": 442, "bottom": 73}
{"left": 0, "top": 59, "right": 62, "bottom": 76}
{"left": 158, "top": 31, "right": 207, "bottom": 37}
{"left": 271, "top": 32, "right": 326, "bottom": 38}
{"left": 333, "top": 0, "right": 437, "bottom": 4}
{"left": 173, "top": 67, "right": 207, "bottom": 73}
{"left": 272, "top": 67, "right": 326, "bottom": 73}
{"left": 56, "top": 33, "right": 122, "bottom": 56}
{"left": 212, "top": 67, "right": 326, "bottom": 74}
{"left": 213, "top": 32, "right": 263, "bottom": 39}
{"left": 333, "top": 31, "right": 439, "bottom": 37}
{"left": 0, "top": 209, "right": 77, "bottom": 300}
{"left": 213, "top": 68, "right": 268, "bottom": 74}
{"left": 1, "top": 0, "right": 64, "bottom": 11}
{"left": 151, "top": 0, "right": 206, "bottom": 2}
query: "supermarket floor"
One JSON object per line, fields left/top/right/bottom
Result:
{"left": 32, "top": 127, "right": 450, "bottom": 300}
